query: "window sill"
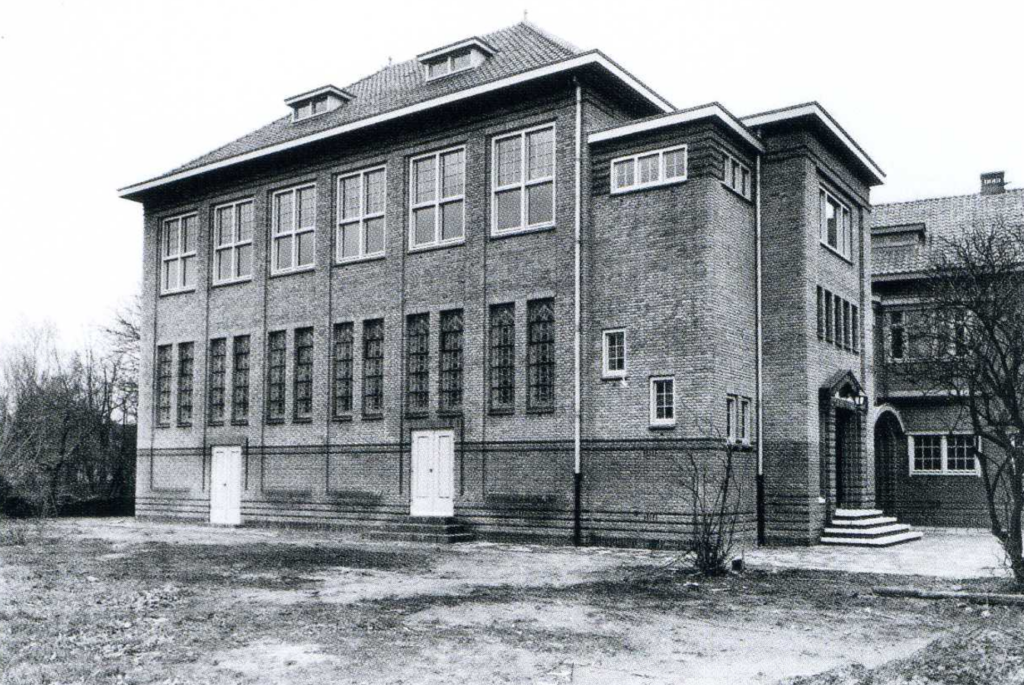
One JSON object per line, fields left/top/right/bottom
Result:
{"left": 404, "top": 411, "right": 430, "bottom": 420}
{"left": 292, "top": 417, "right": 313, "bottom": 424}
{"left": 266, "top": 418, "right": 286, "bottom": 425}
{"left": 649, "top": 423, "right": 676, "bottom": 431}
{"left": 612, "top": 177, "right": 687, "bottom": 195}
{"left": 910, "top": 471, "right": 979, "bottom": 477}
{"left": 362, "top": 413, "right": 384, "bottom": 421}
{"left": 490, "top": 223, "right": 555, "bottom": 240}
{"left": 488, "top": 408, "right": 515, "bottom": 416}
{"left": 332, "top": 414, "right": 354, "bottom": 423}
{"left": 176, "top": 422, "right": 193, "bottom": 429}
{"left": 526, "top": 407, "right": 555, "bottom": 415}
{"left": 335, "top": 253, "right": 386, "bottom": 266}
{"left": 212, "top": 277, "right": 253, "bottom": 289}
{"left": 601, "top": 373, "right": 627, "bottom": 382}
{"left": 155, "top": 423, "right": 171, "bottom": 430}
{"left": 159, "top": 288, "right": 197, "bottom": 298}
{"left": 230, "top": 419, "right": 249, "bottom": 427}
{"left": 208, "top": 421, "right": 225, "bottom": 428}
{"left": 721, "top": 181, "right": 753, "bottom": 202}
{"left": 269, "top": 265, "right": 315, "bottom": 279}
{"left": 408, "top": 238, "right": 465, "bottom": 255}
{"left": 437, "top": 409, "right": 464, "bottom": 418}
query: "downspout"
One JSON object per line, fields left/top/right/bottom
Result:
{"left": 755, "top": 151, "right": 766, "bottom": 545}
{"left": 573, "top": 78, "right": 583, "bottom": 546}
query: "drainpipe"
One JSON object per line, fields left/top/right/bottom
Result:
{"left": 573, "top": 78, "right": 583, "bottom": 546}
{"left": 755, "top": 151, "right": 766, "bottom": 546}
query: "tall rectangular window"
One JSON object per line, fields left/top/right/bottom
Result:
{"left": 156, "top": 344, "right": 172, "bottom": 426}
{"left": 272, "top": 184, "right": 316, "bottom": 273}
{"left": 493, "top": 124, "right": 555, "bottom": 234}
{"left": 208, "top": 338, "right": 226, "bottom": 424}
{"left": 332, "top": 323, "right": 354, "bottom": 417}
{"left": 406, "top": 314, "right": 430, "bottom": 414}
{"left": 362, "top": 319, "right": 385, "bottom": 415}
{"left": 232, "top": 336, "right": 250, "bottom": 423}
{"left": 214, "top": 200, "right": 254, "bottom": 283}
{"left": 176, "top": 342, "right": 194, "bottom": 426}
{"left": 650, "top": 377, "right": 676, "bottom": 427}
{"left": 819, "top": 188, "right": 852, "bottom": 259}
{"left": 851, "top": 304, "right": 860, "bottom": 352}
{"left": 439, "top": 310, "right": 464, "bottom": 413}
{"left": 834, "top": 293, "right": 843, "bottom": 347}
{"left": 726, "top": 396, "right": 736, "bottom": 441}
{"left": 337, "top": 166, "right": 386, "bottom": 261}
{"left": 602, "top": 329, "right": 626, "bottom": 378}
{"left": 489, "top": 303, "right": 515, "bottom": 413}
{"left": 888, "top": 311, "right": 905, "bottom": 361}
{"left": 527, "top": 299, "right": 555, "bottom": 410}
{"left": 842, "top": 300, "right": 852, "bottom": 350}
{"left": 161, "top": 214, "right": 197, "bottom": 293}
{"left": 410, "top": 147, "right": 465, "bottom": 249}
{"left": 739, "top": 398, "right": 750, "bottom": 443}
{"left": 267, "top": 331, "right": 287, "bottom": 422}
{"left": 293, "top": 327, "right": 314, "bottom": 420}
{"left": 816, "top": 287, "right": 825, "bottom": 339}
{"left": 721, "top": 153, "right": 752, "bottom": 200}
{"left": 824, "top": 290, "right": 834, "bottom": 344}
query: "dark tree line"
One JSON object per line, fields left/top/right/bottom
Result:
{"left": 0, "top": 297, "right": 140, "bottom": 516}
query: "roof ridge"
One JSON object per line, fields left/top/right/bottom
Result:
{"left": 518, "top": 20, "right": 582, "bottom": 54}
{"left": 876, "top": 186, "right": 1024, "bottom": 208}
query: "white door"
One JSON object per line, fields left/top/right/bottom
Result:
{"left": 210, "top": 446, "right": 242, "bottom": 525}
{"left": 411, "top": 430, "right": 455, "bottom": 517}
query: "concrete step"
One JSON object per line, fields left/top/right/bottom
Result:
{"left": 367, "top": 522, "right": 469, "bottom": 534}
{"left": 828, "top": 516, "right": 899, "bottom": 528}
{"left": 822, "top": 523, "right": 912, "bottom": 538}
{"left": 820, "top": 530, "right": 923, "bottom": 547}
{"left": 832, "top": 509, "right": 885, "bottom": 519}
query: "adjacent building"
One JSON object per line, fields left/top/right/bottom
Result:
{"left": 120, "top": 22, "right": 894, "bottom": 547}
{"left": 871, "top": 172, "right": 1024, "bottom": 527}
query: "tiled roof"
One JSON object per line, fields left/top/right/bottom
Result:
{"left": 168, "top": 22, "right": 579, "bottom": 177}
{"left": 871, "top": 188, "right": 1024, "bottom": 277}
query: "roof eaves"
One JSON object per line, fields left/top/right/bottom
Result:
{"left": 588, "top": 102, "right": 764, "bottom": 153}
{"left": 118, "top": 51, "right": 674, "bottom": 199}
{"left": 742, "top": 102, "right": 885, "bottom": 185}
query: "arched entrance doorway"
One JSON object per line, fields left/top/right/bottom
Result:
{"left": 874, "top": 408, "right": 905, "bottom": 513}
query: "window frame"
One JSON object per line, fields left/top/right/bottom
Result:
{"left": 160, "top": 213, "right": 198, "bottom": 294}
{"left": 819, "top": 187, "right": 853, "bottom": 261}
{"left": 208, "top": 337, "right": 227, "bottom": 425}
{"left": 488, "top": 303, "right": 516, "bottom": 414}
{"left": 491, "top": 123, "right": 557, "bottom": 236}
{"left": 601, "top": 328, "right": 627, "bottom": 379}
{"left": 908, "top": 433, "right": 980, "bottom": 476}
{"left": 293, "top": 327, "right": 314, "bottom": 421}
{"left": 176, "top": 342, "right": 194, "bottom": 427}
{"left": 439, "top": 310, "right": 464, "bottom": 414}
{"left": 424, "top": 49, "right": 474, "bottom": 81}
{"left": 610, "top": 144, "right": 688, "bottom": 195}
{"left": 405, "top": 313, "right": 431, "bottom": 416}
{"left": 526, "top": 299, "right": 556, "bottom": 412}
{"left": 212, "top": 199, "right": 254, "bottom": 285}
{"left": 155, "top": 344, "right": 173, "bottom": 427}
{"left": 721, "top": 152, "right": 752, "bottom": 200}
{"left": 649, "top": 376, "right": 676, "bottom": 428}
{"left": 231, "top": 335, "right": 250, "bottom": 424}
{"left": 336, "top": 165, "right": 387, "bottom": 263}
{"left": 331, "top": 322, "right": 355, "bottom": 419}
{"left": 271, "top": 183, "right": 317, "bottom": 275}
{"left": 266, "top": 330, "right": 287, "bottom": 423}
{"left": 362, "top": 319, "right": 385, "bottom": 417}
{"left": 888, "top": 310, "right": 907, "bottom": 362}
{"left": 409, "top": 146, "right": 467, "bottom": 251}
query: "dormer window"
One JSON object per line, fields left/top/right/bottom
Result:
{"left": 284, "top": 85, "right": 354, "bottom": 122}
{"left": 418, "top": 37, "right": 495, "bottom": 81}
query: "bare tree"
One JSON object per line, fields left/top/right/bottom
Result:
{"left": 905, "top": 220, "right": 1024, "bottom": 583}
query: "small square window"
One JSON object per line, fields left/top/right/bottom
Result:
{"left": 650, "top": 377, "right": 675, "bottom": 427}
{"left": 602, "top": 329, "right": 626, "bottom": 378}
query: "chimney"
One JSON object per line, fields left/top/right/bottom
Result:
{"left": 981, "top": 171, "right": 1006, "bottom": 195}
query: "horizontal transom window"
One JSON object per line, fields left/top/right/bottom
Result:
{"left": 611, "top": 144, "right": 687, "bottom": 194}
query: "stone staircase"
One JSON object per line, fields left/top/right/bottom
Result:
{"left": 820, "top": 509, "right": 923, "bottom": 547}
{"left": 362, "top": 516, "right": 474, "bottom": 544}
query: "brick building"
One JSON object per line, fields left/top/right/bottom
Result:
{"left": 872, "top": 172, "right": 1024, "bottom": 527}
{"left": 120, "top": 22, "right": 900, "bottom": 547}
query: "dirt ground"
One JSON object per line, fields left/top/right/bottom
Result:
{"left": 1, "top": 518, "right": 1022, "bottom": 685}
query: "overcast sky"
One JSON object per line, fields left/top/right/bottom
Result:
{"left": 2, "top": 0, "right": 1022, "bottom": 345}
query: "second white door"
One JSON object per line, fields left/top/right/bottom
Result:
{"left": 210, "top": 446, "right": 242, "bottom": 526}
{"left": 411, "top": 430, "right": 455, "bottom": 517}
